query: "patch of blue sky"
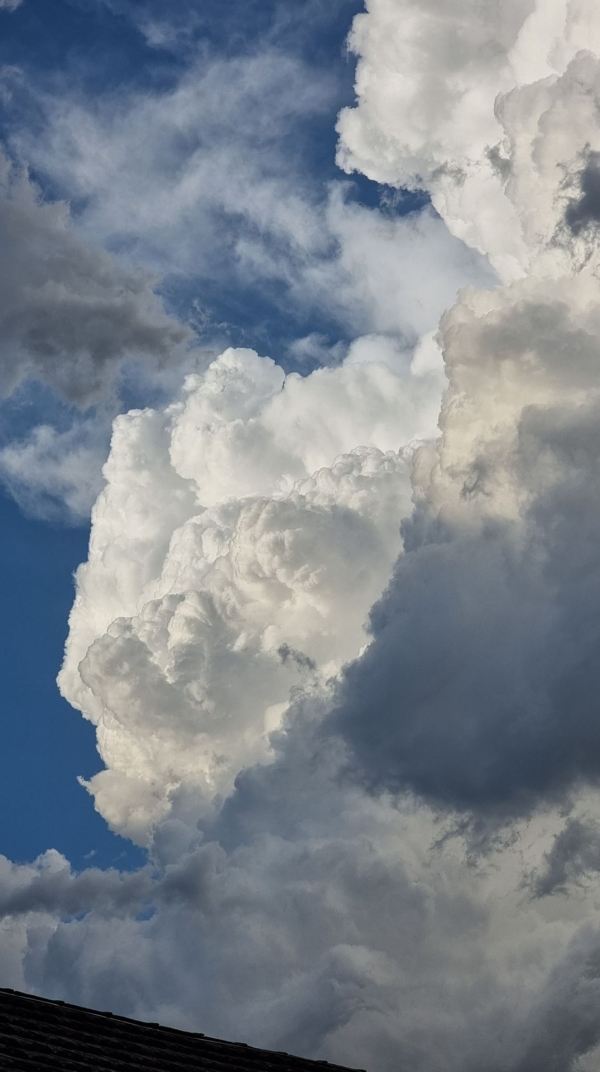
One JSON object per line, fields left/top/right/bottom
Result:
{"left": 158, "top": 266, "right": 350, "bottom": 373}
{"left": 0, "top": 381, "right": 93, "bottom": 445}
{"left": 0, "top": 1, "right": 363, "bottom": 171}
{"left": 97, "top": 0, "right": 366, "bottom": 66}
{"left": 0, "top": 0, "right": 182, "bottom": 96}
{"left": 0, "top": 484, "right": 147, "bottom": 870}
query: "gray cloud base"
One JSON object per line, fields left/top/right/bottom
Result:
{"left": 330, "top": 283, "right": 600, "bottom": 819}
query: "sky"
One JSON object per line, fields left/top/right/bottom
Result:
{"left": 5, "top": 2, "right": 600, "bottom": 1071}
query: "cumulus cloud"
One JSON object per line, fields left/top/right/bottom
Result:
{"left": 337, "top": 1, "right": 600, "bottom": 279}
{"left": 57, "top": 341, "right": 436, "bottom": 841}
{"left": 0, "top": 41, "right": 490, "bottom": 525}
{"left": 0, "top": 850, "right": 151, "bottom": 921}
{"left": 0, "top": 150, "right": 191, "bottom": 404}
{"left": 320, "top": 0, "right": 600, "bottom": 828}
{"left": 330, "top": 266, "right": 600, "bottom": 818}
{"left": 3, "top": 744, "right": 600, "bottom": 1072}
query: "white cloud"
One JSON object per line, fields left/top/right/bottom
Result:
{"left": 337, "top": 0, "right": 600, "bottom": 279}
{"left": 0, "top": 43, "right": 492, "bottom": 525}
{"left": 299, "top": 190, "right": 496, "bottom": 345}
{"left": 0, "top": 419, "right": 110, "bottom": 523}
{"left": 45, "top": 227, "right": 600, "bottom": 1072}
{"left": 21, "top": 51, "right": 334, "bottom": 275}
{"left": 57, "top": 341, "right": 435, "bottom": 841}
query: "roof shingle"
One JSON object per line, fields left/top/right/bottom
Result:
{"left": 0, "top": 987, "right": 365, "bottom": 1072}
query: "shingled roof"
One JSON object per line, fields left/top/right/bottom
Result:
{"left": 0, "top": 987, "right": 365, "bottom": 1072}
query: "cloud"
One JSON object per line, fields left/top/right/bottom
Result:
{"left": 530, "top": 818, "right": 600, "bottom": 898}
{"left": 0, "top": 419, "right": 110, "bottom": 523}
{"left": 319, "top": 1, "right": 600, "bottom": 826}
{"left": 336, "top": 1, "right": 600, "bottom": 279}
{"left": 0, "top": 40, "right": 493, "bottom": 522}
{"left": 0, "top": 151, "right": 191, "bottom": 404}
{"left": 564, "top": 149, "right": 600, "bottom": 237}
{"left": 511, "top": 927, "right": 600, "bottom": 1072}
{"left": 107, "top": 0, "right": 361, "bottom": 59}
{"left": 43, "top": 213, "right": 600, "bottom": 1070}
{"left": 57, "top": 341, "right": 434, "bottom": 841}
{"left": 0, "top": 36, "right": 492, "bottom": 523}
{"left": 20, "top": 51, "right": 336, "bottom": 276}
{"left": 302, "top": 191, "right": 496, "bottom": 346}
{"left": 0, "top": 0, "right": 23, "bottom": 10}
{"left": 329, "top": 267, "right": 600, "bottom": 819}
{"left": 5, "top": 3, "right": 600, "bottom": 1071}
{"left": 4, "top": 745, "right": 600, "bottom": 1072}
{"left": 16, "top": 48, "right": 492, "bottom": 355}
{"left": 0, "top": 850, "right": 152, "bottom": 921}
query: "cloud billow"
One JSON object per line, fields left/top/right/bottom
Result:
{"left": 331, "top": 283, "right": 600, "bottom": 817}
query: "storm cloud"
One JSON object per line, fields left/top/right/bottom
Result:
{"left": 331, "top": 280, "right": 600, "bottom": 817}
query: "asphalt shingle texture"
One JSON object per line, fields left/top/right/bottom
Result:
{"left": 0, "top": 988, "right": 365, "bottom": 1072}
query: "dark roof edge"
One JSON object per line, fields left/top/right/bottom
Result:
{"left": 0, "top": 988, "right": 365, "bottom": 1072}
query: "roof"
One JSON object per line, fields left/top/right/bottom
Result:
{"left": 0, "top": 987, "right": 365, "bottom": 1072}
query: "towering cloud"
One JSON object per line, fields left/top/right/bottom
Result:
{"left": 332, "top": 264, "right": 600, "bottom": 817}
{"left": 58, "top": 341, "right": 436, "bottom": 840}
{"left": 331, "top": 0, "right": 600, "bottom": 820}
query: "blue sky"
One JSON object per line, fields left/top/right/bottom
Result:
{"left": 0, "top": 486, "right": 147, "bottom": 868}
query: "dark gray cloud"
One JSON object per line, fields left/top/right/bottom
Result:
{"left": 531, "top": 819, "right": 600, "bottom": 898}
{"left": 565, "top": 151, "right": 600, "bottom": 237}
{"left": 0, "top": 151, "right": 191, "bottom": 403}
{"left": 327, "top": 286, "right": 600, "bottom": 822}
{"left": 0, "top": 853, "right": 152, "bottom": 920}
{"left": 329, "top": 529, "right": 562, "bottom": 817}
{"left": 513, "top": 928, "right": 600, "bottom": 1072}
